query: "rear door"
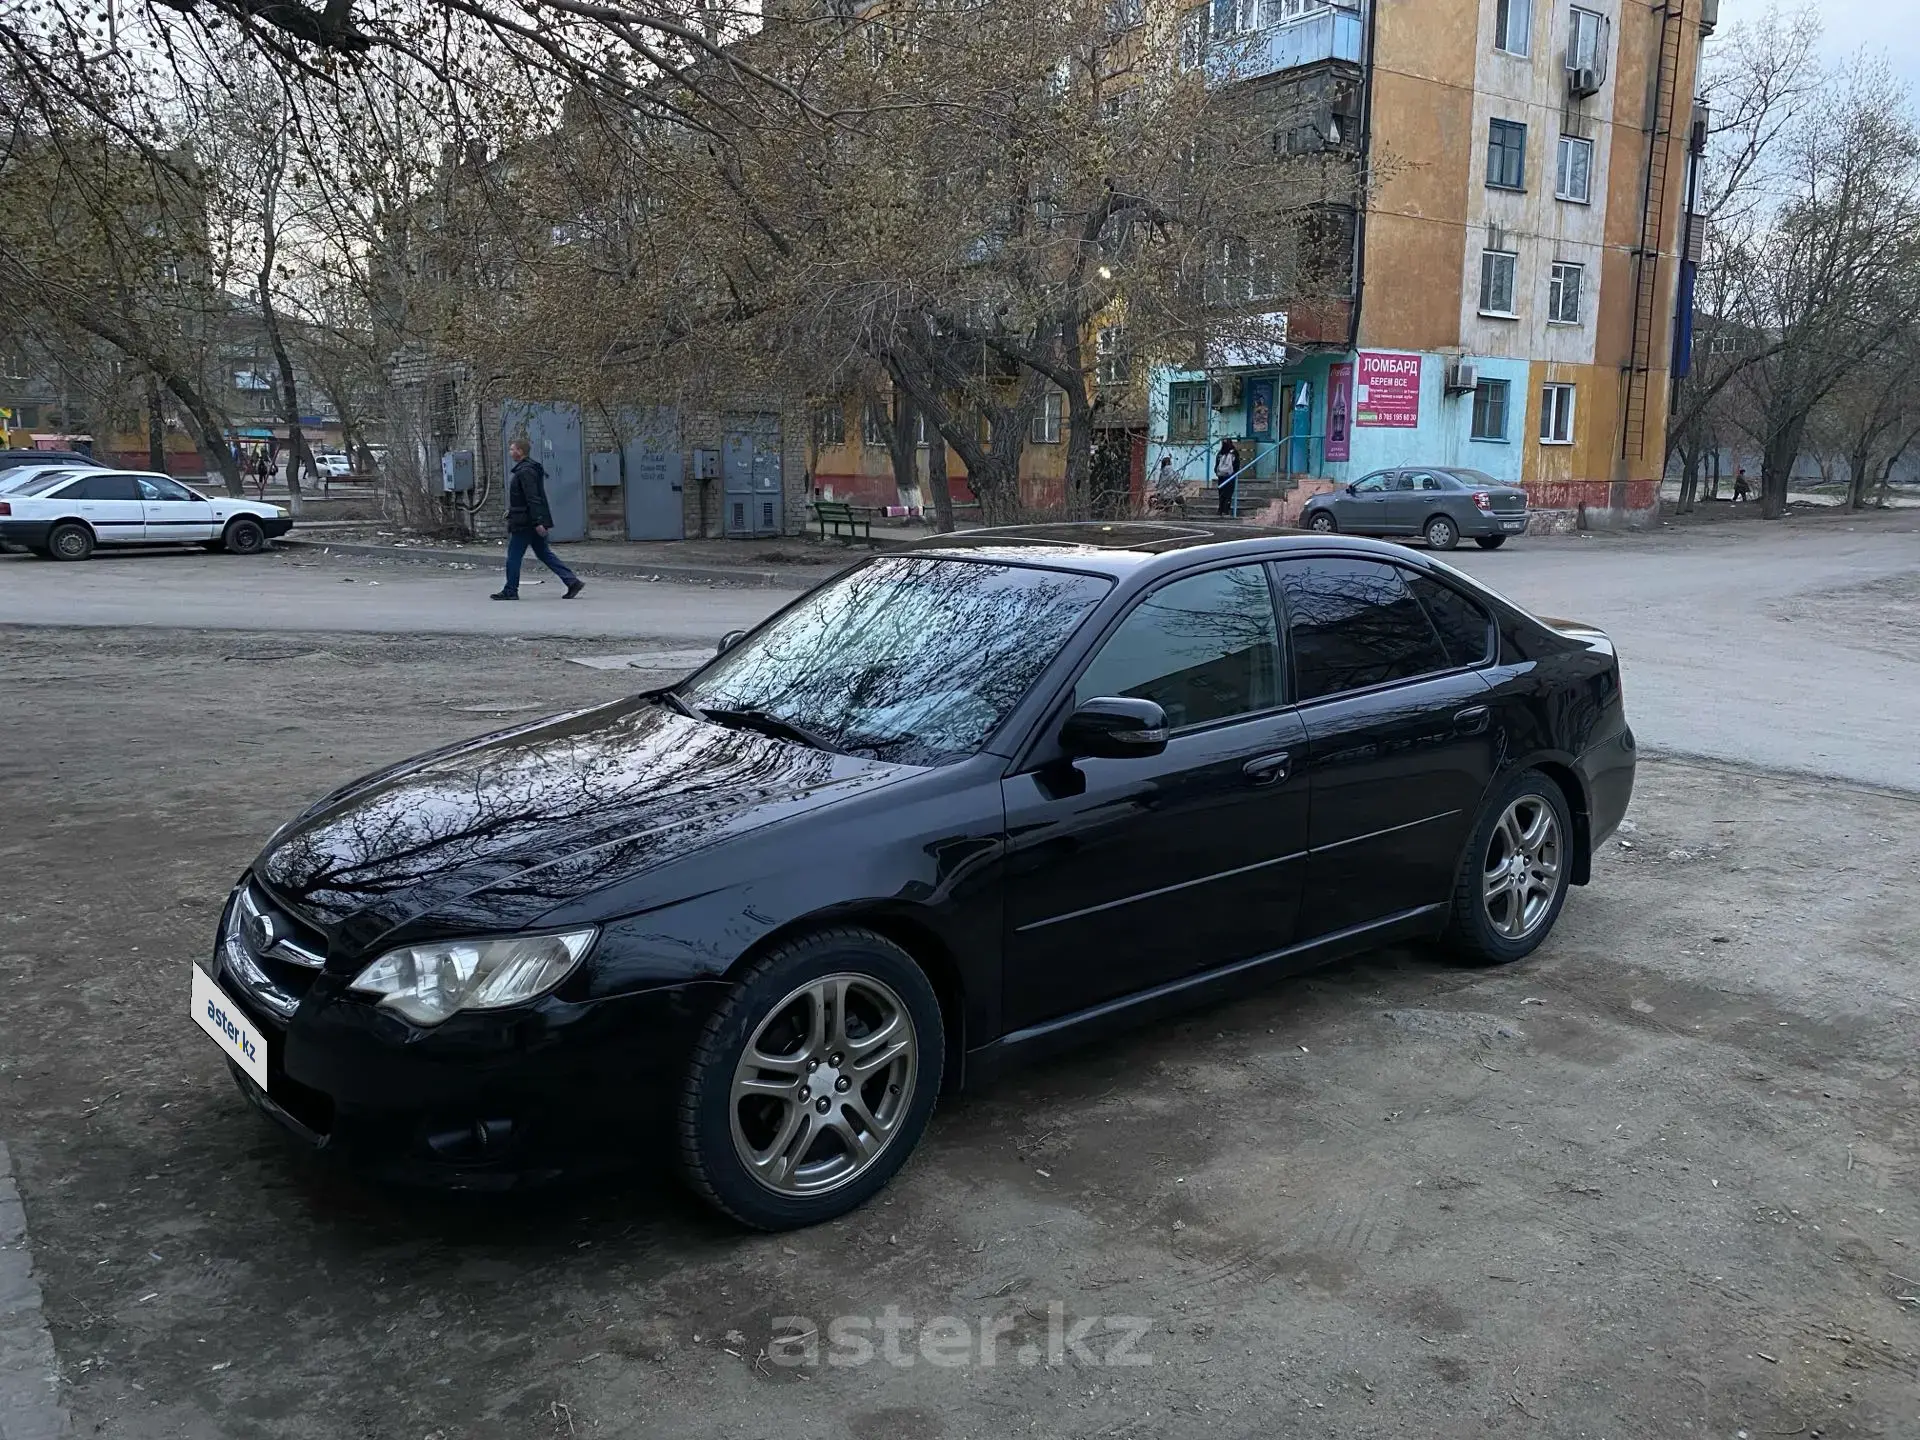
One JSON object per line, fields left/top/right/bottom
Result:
{"left": 1273, "top": 555, "right": 1499, "bottom": 940}
{"left": 58, "top": 472, "right": 146, "bottom": 541}
{"left": 1379, "top": 472, "right": 1423, "bottom": 533}
{"left": 136, "top": 474, "right": 217, "bottom": 542}
{"left": 1000, "top": 563, "right": 1310, "bottom": 1028}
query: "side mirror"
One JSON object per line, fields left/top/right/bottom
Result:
{"left": 716, "top": 629, "right": 747, "bottom": 655}
{"left": 1345, "top": 483, "right": 1358, "bottom": 496}
{"left": 1059, "top": 697, "right": 1169, "bottom": 760}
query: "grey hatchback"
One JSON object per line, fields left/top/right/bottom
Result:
{"left": 1300, "top": 468, "right": 1529, "bottom": 551}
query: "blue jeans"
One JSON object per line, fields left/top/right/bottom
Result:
{"left": 503, "top": 528, "right": 579, "bottom": 593}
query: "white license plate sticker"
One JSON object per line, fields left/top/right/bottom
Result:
{"left": 191, "top": 965, "right": 268, "bottom": 1090}
{"left": 1503, "top": 521, "right": 1525, "bottom": 532}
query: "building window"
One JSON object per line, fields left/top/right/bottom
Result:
{"left": 1494, "top": 0, "right": 1531, "bottom": 55}
{"left": 1096, "top": 327, "right": 1132, "bottom": 387}
{"left": 1540, "top": 382, "right": 1576, "bottom": 444}
{"left": 1556, "top": 134, "right": 1593, "bottom": 202}
{"left": 862, "top": 401, "right": 890, "bottom": 448}
{"left": 812, "top": 402, "right": 846, "bottom": 448}
{"left": 1032, "top": 390, "right": 1065, "bottom": 445}
{"left": 1207, "top": 236, "right": 1278, "bottom": 306}
{"left": 1479, "top": 249, "right": 1519, "bottom": 317}
{"left": 1548, "top": 262, "right": 1584, "bottom": 324}
{"left": 1568, "top": 6, "right": 1607, "bottom": 71}
{"left": 1487, "top": 119, "right": 1527, "bottom": 190}
{"left": 1471, "top": 379, "right": 1511, "bottom": 441}
{"left": 1168, "top": 381, "right": 1208, "bottom": 441}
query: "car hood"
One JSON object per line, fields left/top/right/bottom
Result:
{"left": 254, "top": 697, "right": 916, "bottom": 951}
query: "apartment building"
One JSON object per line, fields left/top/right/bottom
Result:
{"left": 1150, "top": 0, "right": 1712, "bottom": 528}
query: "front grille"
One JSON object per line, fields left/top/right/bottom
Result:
{"left": 220, "top": 884, "right": 328, "bottom": 1017}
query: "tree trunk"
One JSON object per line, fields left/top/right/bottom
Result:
{"left": 1847, "top": 442, "right": 1873, "bottom": 511}
{"left": 257, "top": 154, "right": 304, "bottom": 517}
{"left": 145, "top": 370, "right": 167, "bottom": 472}
{"left": 926, "top": 422, "right": 954, "bottom": 532}
{"left": 1707, "top": 446, "right": 1721, "bottom": 501}
{"left": 1759, "top": 418, "right": 1806, "bottom": 520}
{"left": 882, "top": 390, "right": 920, "bottom": 510}
{"left": 1063, "top": 388, "right": 1096, "bottom": 521}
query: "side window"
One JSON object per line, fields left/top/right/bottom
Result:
{"left": 63, "top": 474, "right": 139, "bottom": 502}
{"left": 1351, "top": 473, "right": 1389, "bottom": 494}
{"left": 1405, "top": 572, "right": 1495, "bottom": 667}
{"left": 141, "top": 475, "right": 196, "bottom": 501}
{"left": 1274, "top": 558, "right": 1453, "bottom": 701}
{"left": 1413, "top": 472, "right": 1445, "bottom": 492}
{"left": 1075, "top": 565, "right": 1281, "bottom": 729}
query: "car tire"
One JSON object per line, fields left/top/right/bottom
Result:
{"left": 47, "top": 522, "right": 94, "bottom": 562}
{"left": 1307, "top": 511, "right": 1338, "bottom": 534}
{"left": 222, "top": 517, "right": 267, "bottom": 555}
{"left": 1424, "top": 515, "right": 1460, "bottom": 551}
{"left": 678, "top": 927, "right": 945, "bottom": 1230}
{"left": 1475, "top": 536, "right": 1508, "bottom": 550}
{"left": 1445, "top": 769, "right": 1574, "bottom": 966}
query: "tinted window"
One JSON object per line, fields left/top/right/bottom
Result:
{"left": 1275, "top": 558, "right": 1452, "bottom": 701}
{"left": 1386, "top": 474, "right": 1413, "bottom": 492}
{"left": 5, "top": 470, "right": 87, "bottom": 496}
{"left": 681, "top": 557, "right": 1109, "bottom": 766}
{"left": 1076, "top": 565, "right": 1279, "bottom": 728}
{"left": 61, "top": 474, "right": 141, "bottom": 502}
{"left": 1407, "top": 573, "right": 1495, "bottom": 666}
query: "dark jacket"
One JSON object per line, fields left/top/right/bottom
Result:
{"left": 506, "top": 457, "right": 554, "bottom": 532}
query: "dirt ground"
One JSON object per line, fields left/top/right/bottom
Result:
{"left": 1, "top": 626, "right": 1916, "bottom": 1440}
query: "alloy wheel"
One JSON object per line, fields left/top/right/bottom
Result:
{"left": 1482, "top": 796, "right": 1562, "bottom": 940}
{"left": 1309, "top": 512, "right": 1336, "bottom": 532}
{"left": 729, "top": 972, "right": 918, "bottom": 1197}
{"left": 1426, "top": 517, "right": 1456, "bottom": 549}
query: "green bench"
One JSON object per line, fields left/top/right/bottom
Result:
{"left": 811, "top": 499, "right": 877, "bottom": 544}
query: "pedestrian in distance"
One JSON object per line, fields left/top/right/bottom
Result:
{"left": 1151, "top": 454, "right": 1183, "bottom": 515}
{"left": 254, "top": 446, "right": 272, "bottom": 499}
{"left": 493, "top": 439, "right": 585, "bottom": 601}
{"left": 1214, "top": 438, "right": 1241, "bottom": 517}
{"left": 1733, "top": 467, "right": 1751, "bottom": 503}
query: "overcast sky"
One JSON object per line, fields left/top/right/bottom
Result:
{"left": 1715, "top": 0, "right": 1920, "bottom": 94}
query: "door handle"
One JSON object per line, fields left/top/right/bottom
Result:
{"left": 1454, "top": 705, "right": 1491, "bottom": 736}
{"left": 1243, "top": 751, "right": 1291, "bottom": 786}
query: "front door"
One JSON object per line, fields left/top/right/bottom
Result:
{"left": 137, "top": 474, "right": 216, "bottom": 542}
{"left": 621, "top": 407, "right": 683, "bottom": 541}
{"left": 1001, "top": 563, "right": 1311, "bottom": 1029}
{"left": 1334, "top": 471, "right": 1394, "bottom": 531}
{"left": 1272, "top": 555, "right": 1498, "bottom": 939}
{"left": 62, "top": 472, "right": 146, "bottom": 542}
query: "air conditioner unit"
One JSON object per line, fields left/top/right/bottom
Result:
{"left": 1445, "top": 359, "right": 1479, "bottom": 394}
{"left": 1209, "top": 376, "right": 1243, "bottom": 410}
{"left": 1568, "top": 65, "right": 1604, "bottom": 99}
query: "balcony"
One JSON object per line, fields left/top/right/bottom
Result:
{"left": 1188, "top": 2, "right": 1364, "bottom": 85}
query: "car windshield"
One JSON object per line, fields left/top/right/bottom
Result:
{"left": 680, "top": 556, "right": 1111, "bottom": 766}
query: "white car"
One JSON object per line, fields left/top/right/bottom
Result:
{"left": 0, "top": 468, "right": 292, "bottom": 560}
{"left": 315, "top": 452, "right": 353, "bottom": 479}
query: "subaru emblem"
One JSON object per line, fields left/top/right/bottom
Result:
{"left": 246, "top": 911, "right": 279, "bottom": 954}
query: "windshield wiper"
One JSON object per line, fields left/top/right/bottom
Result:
{"left": 653, "top": 689, "right": 705, "bottom": 720}
{"left": 699, "top": 706, "right": 843, "bottom": 754}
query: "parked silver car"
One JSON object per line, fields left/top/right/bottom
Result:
{"left": 1301, "top": 467, "right": 1529, "bottom": 551}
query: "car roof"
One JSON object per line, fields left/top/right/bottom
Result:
{"left": 901, "top": 521, "right": 1425, "bottom": 579}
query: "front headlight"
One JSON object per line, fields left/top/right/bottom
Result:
{"left": 349, "top": 929, "right": 596, "bottom": 1026}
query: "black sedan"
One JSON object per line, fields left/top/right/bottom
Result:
{"left": 1301, "top": 467, "right": 1530, "bottom": 550}
{"left": 193, "top": 522, "right": 1633, "bottom": 1229}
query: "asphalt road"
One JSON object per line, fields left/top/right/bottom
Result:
{"left": 3, "top": 518, "right": 1916, "bottom": 788}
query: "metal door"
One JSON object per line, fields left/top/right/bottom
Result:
{"left": 621, "top": 407, "right": 683, "bottom": 541}
{"left": 722, "top": 413, "right": 783, "bottom": 537}
{"left": 502, "top": 400, "right": 585, "bottom": 542}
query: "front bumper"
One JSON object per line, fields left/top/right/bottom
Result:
{"left": 260, "top": 516, "right": 294, "bottom": 538}
{"left": 207, "top": 930, "right": 726, "bottom": 1186}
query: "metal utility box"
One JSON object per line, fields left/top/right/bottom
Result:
{"left": 440, "top": 450, "right": 475, "bottom": 493}
{"left": 691, "top": 448, "right": 721, "bottom": 481}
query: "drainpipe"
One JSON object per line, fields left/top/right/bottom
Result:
{"left": 1345, "top": 0, "right": 1380, "bottom": 356}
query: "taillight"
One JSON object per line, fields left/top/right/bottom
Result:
{"left": 1473, "top": 491, "right": 1493, "bottom": 512}
{"left": 0, "top": 501, "right": 11, "bottom": 516}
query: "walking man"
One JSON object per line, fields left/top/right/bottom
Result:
{"left": 493, "top": 439, "right": 585, "bottom": 600}
{"left": 1733, "top": 467, "right": 1751, "bottom": 503}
